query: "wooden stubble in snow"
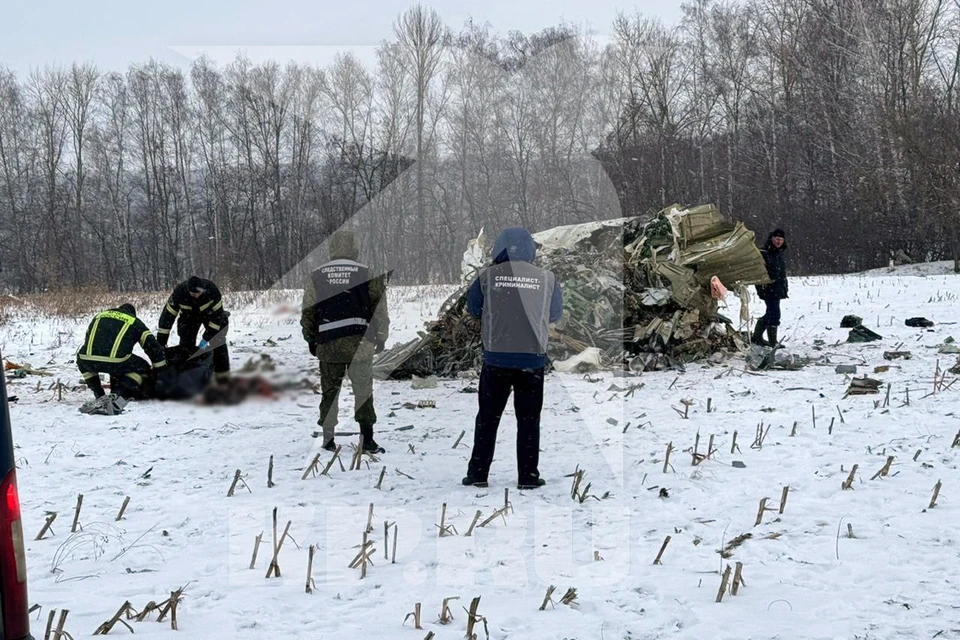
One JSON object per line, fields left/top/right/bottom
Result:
{"left": 465, "top": 510, "right": 482, "bottom": 537}
{"left": 779, "top": 486, "right": 790, "bottom": 514}
{"left": 716, "top": 565, "right": 732, "bottom": 602}
{"left": 478, "top": 506, "right": 509, "bottom": 529}
{"left": 653, "top": 535, "right": 671, "bottom": 565}
{"left": 403, "top": 603, "right": 423, "bottom": 629}
{"left": 305, "top": 545, "right": 316, "bottom": 594}
{"left": 376, "top": 466, "right": 386, "bottom": 490}
{"left": 452, "top": 430, "right": 467, "bottom": 449}
{"left": 871, "top": 455, "right": 895, "bottom": 480}
{"left": 755, "top": 498, "right": 776, "bottom": 526}
{"left": 156, "top": 587, "right": 184, "bottom": 630}
{"left": 93, "top": 601, "right": 136, "bottom": 635}
{"left": 321, "top": 446, "right": 344, "bottom": 476}
{"left": 134, "top": 602, "right": 159, "bottom": 622}
{"left": 539, "top": 586, "right": 557, "bottom": 610}
{"left": 560, "top": 588, "right": 578, "bottom": 606}
{"left": 350, "top": 436, "right": 365, "bottom": 471}
{"left": 44, "top": 608, "right": 69, "bottom": 640}
{"left": 731, "top": 562, "right": 745, "bottom": 595}
{"left": 301, "top": 453, "right": 321, "bottom": 480}
{"left": 663, "top": 442, "right": 673, "bottom": 473}
{"left": 842, "top": 465, "right": 859, "bottom": 490}
{"left": 348, "top": 532, "right": 376, "bottom": 579}
{"left": 365, "top": 503, "right": 375, "bottom": 534}
{"left": 227, "top": 469, "right": 251, "bottom": 497}
{"left": 71, "top": 494, "right": 83, "bottom": 533}
{"left": 266, "top": 508, "right": 292, "bottom": 578}
{"left": 952, "top": 430, "right": 960, "bottom": 448}
{"left": 929, "top": 480, "right": 942, "bottom": 509}
{"left": 249, "top": 532, "right": 263, "bottom": 569}
{"left": 267, "top": 455, "right": 275, "bottom": 488}
{"left": 116, "top": 496, "right": 130, "bottom": 521}
{"left": 391, "top": 523, "right": 399, "bottom": 563}
{"left": 751, "top": 423, "right": 770, "bottom": 450}
{"left": 436, "top": 503, "right": 457, "bottom": 537}
{"left": 35, "top": 512, "right": 57, "bottom": 541}
{"left": 464, "top": 596, "right": 487, "bottom": 640}
{"left": 439, "top": 597, "right": 459, "bottom": 624}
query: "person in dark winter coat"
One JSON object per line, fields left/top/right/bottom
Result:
{"left": 301, "top": 230, "right": 390, "bottom": 454}
{"left": 157, "top": 276, "right": 231, "bottom": 381}
{"left": 77, "top": 303, "right": 171, "bottom": 400}
{"left": 462, "top": 227, "right": 563, "bottom": 490}
{"left": 753, "top": 229, "right": 789, "bottom": 346}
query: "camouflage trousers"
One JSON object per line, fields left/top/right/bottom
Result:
{"left": 318, "top": 358, "right": 377, "bottom": 444}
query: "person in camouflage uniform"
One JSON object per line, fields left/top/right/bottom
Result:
{"left": 301, "top": 231, "right": 389, "bottom": 453}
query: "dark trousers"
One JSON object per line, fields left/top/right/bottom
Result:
{"left": 77, "top": 355, "right": 152, "bottom": 399}
{"left": 761, "top": 297, "right": 782, "bottom": 328}
{"left": 318, "top": 359, "right": 377, "bottom": 444}
{"left": 467, "top": 364, "right": 544, "bottom": 484}
{"left": 178, "top": 316, "right": 230, "bottom": 375}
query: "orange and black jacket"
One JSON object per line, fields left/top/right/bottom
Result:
{"left": 77, "top": 308, "right": 167, "bottom": 370}
{"left": 157, "top": 279, "right": 228, "bottom": 346}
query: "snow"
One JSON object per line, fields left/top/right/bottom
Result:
{"left": 2, "top": 270, "right": 960, "bottom": 640}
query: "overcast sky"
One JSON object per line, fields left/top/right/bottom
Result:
{"left": 1, "top": 0, "right": 683, "bottom": 74}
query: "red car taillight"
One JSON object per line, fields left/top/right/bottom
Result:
{"left": 0, "top": 469, "right": 30, "bottom": 638}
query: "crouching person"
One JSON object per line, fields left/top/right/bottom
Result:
{"left": 77, "top": 303, "right": 171, "bottom": 400}
{"left": 463, "top": 227, "right": 563, "bottom": 490}
{"left": 301, "top": 230, "right": 389, "bottom": 454}
{"left": 157, "top": 276, "right": 231, "bottom": 382}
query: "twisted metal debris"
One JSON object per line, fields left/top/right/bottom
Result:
{"left": 374, "top": 204, "right": 770, "bottom": 379}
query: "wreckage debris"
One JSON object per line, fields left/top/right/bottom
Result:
{"left": 840, "top": 315, "right": 863, "bottom": 329}
{"left": 905, "top": 317, "right": 934, "bottom": 328}
{"left": 375, "top": 204, "right": 770, "bottom": 379}
{"left": 848, "top": 326, "right": 883, "bottom": 343}
{"left": 846, "top": 377, "right": 882, "bottom": 396}
{"left": 884, "top": 351, "right": 912, "bottom": 360}
{"left": 79, "top": 393, "right": 128, "bottom": 416}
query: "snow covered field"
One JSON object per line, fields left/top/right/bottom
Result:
{"left": 2, "top": 270, "right": 960, "bottom": 640}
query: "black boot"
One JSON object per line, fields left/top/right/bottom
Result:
{"left": 767, "top": 326, "right": 779, "bottom": 348}
{"left": 518, "top": 478, "right": 546, "bottom": 490}
{"left": 462, "top": 476, "right": 489, "bottom": 488}
{"left": 751, "top": 320, "right": 769, "bottom": 346}
{"left": 360, "top": 425, "right": 385, "bottom": 453}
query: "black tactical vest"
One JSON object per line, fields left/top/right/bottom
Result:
{"left": 311, "top": 259, "right": 373, "bottom": 344}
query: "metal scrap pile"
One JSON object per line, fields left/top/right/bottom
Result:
{"left": 374, "top": 204, "right": 770, "bottom": 379}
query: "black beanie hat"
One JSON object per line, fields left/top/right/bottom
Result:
{"left": 118, "top": 303, "right": 136, "bottom": 316}
{"left": 771, "top": 228, "right": 786, "bottom": 238}
{"left": 187, "top": 276, "right": 205, "bottom": 293}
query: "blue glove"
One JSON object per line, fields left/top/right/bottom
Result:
{"left": 199, "top": 339, "right": 209, "bottom": 349}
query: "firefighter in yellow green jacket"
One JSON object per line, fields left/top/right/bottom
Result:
{"left": 157, "top": 276, "right": 231, "bottom": 381}
{"left": 77, "top": 303, "right": 169, "bottom": 400}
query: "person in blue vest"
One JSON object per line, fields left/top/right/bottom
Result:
{"left": 462, "top": 227, "right": 563, "bottom": 490}
{"left": 301, "top": 230, "right": 389, "bottom": 453}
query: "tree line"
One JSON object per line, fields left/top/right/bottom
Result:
{"left": 1, "top": 0, "right": 958, "bottom": 293}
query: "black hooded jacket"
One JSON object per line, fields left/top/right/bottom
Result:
{"left": 757, "top": 233, "right": 788, "bottom": 300}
